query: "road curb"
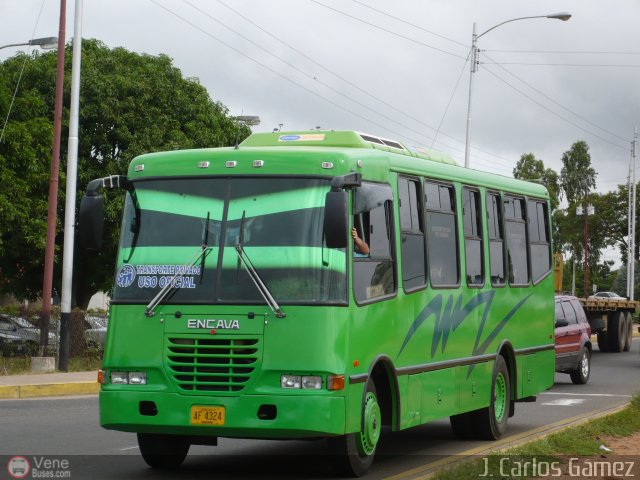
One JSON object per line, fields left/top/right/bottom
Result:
{"left": 0, "top": 381, "right": 99, "bottom": 399}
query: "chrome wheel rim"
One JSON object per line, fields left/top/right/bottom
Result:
{"left": 581, "top": 351, "right": 589, "bottom": 378}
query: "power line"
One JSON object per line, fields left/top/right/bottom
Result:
{"left": 347, "top": 0, "right": 468, "bottom": 49}
{"left": 482, "top": 52, "right": 630, "bottom": 144}
{"left": 486, "top": 62, "right": 640, "bottom": 68}
{"left": 0, "top": 0, "right": 47, "bottom": 144}
{"left": 431, "top": 50, "right": 470, "bottom": 148}
{"left": 482, "top": 66, "right": 629, "bottom": 152}
{"left": 152, "top": 1, "right": 523, "bottom": 171}
{"left": 308, "top": 0, "right": 467, "bottom": 60}
{"left": 485, "top": 49, "right": 640, "bottom": 55}
{"left": 150, "top": 0, "right": 485, "bottom": 164}
{"left": 181, "top": 0, "right": 471, "bottom": 158}
{"left": 181, "top": 1, "right": 519, "bottom": 169}
{"left": 211, "top": 0, "right": 456, "bottom": 143}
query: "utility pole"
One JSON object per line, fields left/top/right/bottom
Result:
{"left": 40, "top": 0, "right": 66, "bottom": 356}
{"left": 628, "top": 154, "right": 633, "bottom": 298}
{"left": 632, "top": 127, "right": 638, "bottom": 301}
{"left": 583, "top": 189, "right": 589, "bottom": 297}
{"left": 464, "top": 22, "right": 478, "bottom": 169}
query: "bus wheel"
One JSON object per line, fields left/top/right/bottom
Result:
{"left": 137, "top": 433, "right": 190, "bottom": 468}
{"left": 331, "top": 382, "right": 381, "bottom": 477}
{"left": 473, "top": 355, "right": 510, "bottom": 440}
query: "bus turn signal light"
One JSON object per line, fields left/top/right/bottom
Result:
{"left": 327, "top": 374, "right": 345, "bottom": 390}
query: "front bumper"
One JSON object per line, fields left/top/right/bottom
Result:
{"left": 99, "top": 390, "right": 346, "bottom": 439}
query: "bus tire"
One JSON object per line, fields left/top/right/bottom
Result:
{"left": 472, "top": 355, "right": 510, "bottom": 440}
{"left": 597, "top": 332, "right": 608, "bottom": 352}
{"left": 607, "top": 312, "right": 625, "bottom": 353}
{"left": 569, "top": 347, "right": 591, "bottom": 384}
{"left": 624, "top": 312, "right": 633, "bottom": 352}
{"left": 450, "top": 412, "right": 474, "bottom": 439}
{"left": 331, "top": 382, "right": 380, "bottom": 477}
{"left": 137, "top": 433, "right": 190, "bottom": 468}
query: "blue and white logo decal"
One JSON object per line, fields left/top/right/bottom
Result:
{"left": 116, "top": 264, "right": 136, "bottom": 288}
{"left": 279, "top": 135, "right": 301, "bottom": 141}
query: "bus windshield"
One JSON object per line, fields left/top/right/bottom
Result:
{"left": 112, "top": 177, "right": 347, "bottom": 306}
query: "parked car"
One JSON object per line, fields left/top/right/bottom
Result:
{"left": 590, "top": 291, "right": 624, "bottom": 300}
{"left": 84, "top": 316, "right": 108, "bottom": 348}
{"left": 554, "top": 295, "right": 592, "bottom": 384}
{"left": 0, "top": 315, "right": 38, "bottom": 356}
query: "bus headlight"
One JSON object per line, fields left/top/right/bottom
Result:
{"left": 110, "top": 371, "right": 147, "bottom": 385}
{"left": 301, "top": 376, "right": 322, "bottom": 389}
{"left": 110, "top": 372, "right": 129, "bottom": 384}
{"left": 281, "top": 375, "right": 323, "bottom": 389}
{"left": 280, "top": 375, "right": 301, "bottom": 389}
{"left": 128, "top": 372, "right": 147, "bottom": 385}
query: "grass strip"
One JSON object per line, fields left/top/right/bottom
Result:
{"left": 0, "top": 356, "right": 102, "bottom": 375}
{"left": 432, "top": 394, "right": 640, "bottom": 480}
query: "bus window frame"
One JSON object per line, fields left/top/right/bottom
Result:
{"left": 352, "top": 181, "right": 398, "bottom": 307}
{"left": 527, "top": 196, "right": 553, "bottom": 286}
{"left": 503, "top": 193, "right": 531, "bottom": 288}
{"left": 462, "top": 185, "right": 485, "bottom": 289}
{"left": 398, "top": 174, "right": 428, "bottom": 295}
{"left": 424, "top": 179, "right": 460, "bottom": 290}
{"left": 487, "top": 190, "right": 507, "bottom": 288}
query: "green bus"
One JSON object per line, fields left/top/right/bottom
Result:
{"left": 80, "top": 130, "right": 554, "bottom": 476}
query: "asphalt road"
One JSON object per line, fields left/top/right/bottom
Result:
{"left": 1, "top": 341, "right": 639, "bottom": 479}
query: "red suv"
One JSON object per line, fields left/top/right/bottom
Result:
{"left": 554, "top": 295, "right": 592, "bottom": 384}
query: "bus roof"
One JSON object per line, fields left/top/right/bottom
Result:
{"left": 129, "top": 130, "right": 549, "bottom": 200}
{"left": 240, "top": 130, "right": 457, "bottom": 165}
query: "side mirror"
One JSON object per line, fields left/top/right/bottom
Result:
{"left": 79, "top": 194, "right": 104, "bottom": 250}
{"left": 324, "top": 190, "right": 348, "bottom": 248}
{"left": 555, "top": 319, "right": 569, "bottom": 328}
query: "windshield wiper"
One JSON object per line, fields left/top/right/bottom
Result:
{"left": 235, "top": 245, "right": 286, "bottom": 318}
{"left": 234, "top": 210, "right": 286, "bottom": 318}
{"left": 145, "top": 212, "right": 212, "bottom": 317}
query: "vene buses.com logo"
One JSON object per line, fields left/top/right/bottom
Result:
{"left": 116, "top": 264, "right": 136, "bottom": 288}
{"left": 7, "top": 456, "right": 30, "bottom": 479}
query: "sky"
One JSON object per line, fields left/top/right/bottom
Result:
{"left": 1, "top": 0, "right": 639, "bottom": 192}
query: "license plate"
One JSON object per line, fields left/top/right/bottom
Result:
{"left": 190, "top": 406, "right": 225, "bottom": 425}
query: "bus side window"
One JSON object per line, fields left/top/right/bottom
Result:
{"left": 527, "top": 199, "right": 551, "bottom": 283}
{"left": 399, "top": 176, "right": 426, "bottom": 291}
{"left": 487, "top": 192, "right": 506, "bottom": 286}
{"left": 353, "top": 183, "right": 396, "bottom": 303}
{"left": 504, "top": 195, "right": 529, "bottom": 286}
{"left": 425, "top": 181, "right": 459, "bottom": 287}
{"left": 463, "top": 187, "right": 484, "bottom": 287}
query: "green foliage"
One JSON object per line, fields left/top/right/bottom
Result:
{"left": 560, "top": 140, "right": 596, "bottom": 206}
{"left": 0, "top": 40, "right": 250, "bottom": 307}
{"left": 513, "top": 153, "right": 561, "bottom": 210}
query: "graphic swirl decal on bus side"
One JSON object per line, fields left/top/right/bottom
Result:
{"left": 398, "top": 291, "right": 534, "bottom": 365}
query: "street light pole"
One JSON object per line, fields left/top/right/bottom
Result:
{"left": 463, "top": 12, "right": 571, "bottom": 168}
{"left": 631, "top": 127, "right": 638, "bottom": 300}
{"left": 59, "top": 0, "right": 83, "bottom": 371}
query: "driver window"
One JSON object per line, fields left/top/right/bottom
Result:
{"left": 353, "top": 183, "right": 396, "bottom": 303}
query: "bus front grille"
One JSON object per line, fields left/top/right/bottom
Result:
{"left": 166, "top": 336, "right": 260, "bottom": 393}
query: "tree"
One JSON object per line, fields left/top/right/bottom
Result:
{"left": 513, "top": 153, "right": 561, "bottom": 210}
{"left": 0, "top": 39, "right": 250, "bottom": 308}
{"left": 560, "top": 141, "right": 596, "bottom": 206}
